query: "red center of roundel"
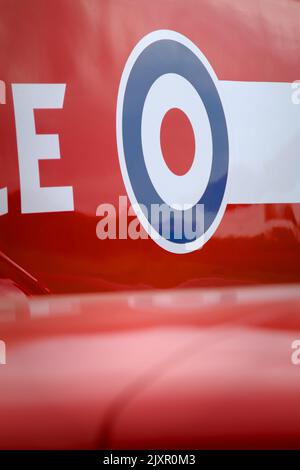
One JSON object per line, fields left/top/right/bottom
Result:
{"left": 160, "top": 108, "right": 195, "bottom": 176}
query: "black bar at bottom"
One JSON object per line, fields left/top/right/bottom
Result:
{"left": 0, "top": 450, "right": 299, "bottom": 468}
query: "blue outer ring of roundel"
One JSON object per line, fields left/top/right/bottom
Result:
{"left": 122, "top": 39, "right": 229, "bottom": 244}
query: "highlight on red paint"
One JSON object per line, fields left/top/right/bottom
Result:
{"left": 0, "top": 340, "right": 6, "bottom": 365}
{"left": 0, "top": 80, "right": 5, "bottom": 105}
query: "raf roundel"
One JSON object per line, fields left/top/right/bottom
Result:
{"left": 116, "top": 30, "right": 229, "bottom": 254}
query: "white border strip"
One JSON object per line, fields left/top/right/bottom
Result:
{"left": 221, "top": 81, "right": 300, "bottom": 204}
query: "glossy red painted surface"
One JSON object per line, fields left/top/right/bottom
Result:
{"left": 1, "top": 0, "right": 300, "bottom": 451}
{"left": 0, "top": 285, "right": 300, "bottom": 449}
{"left": 0, "top": 0, "right": 299, "bottom": 293}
